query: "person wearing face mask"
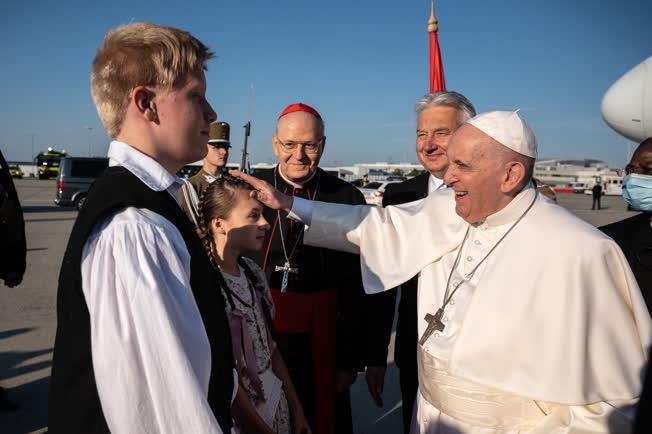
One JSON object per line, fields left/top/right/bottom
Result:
{"left": 600, "top": 138, "right": 652, "bottom": 434}
{"left": 600, "top": 137, "right": 652, "bottom": 311}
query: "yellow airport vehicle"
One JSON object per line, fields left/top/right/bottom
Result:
{"left": 8, "top": 164, "right": 23, "bottom": 179}
{"left": 36, "top": 148, "right": 67, "bottom": 179}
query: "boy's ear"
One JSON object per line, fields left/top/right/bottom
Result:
{"left": 133, "top": 86, "right": 158, "bottom": 122}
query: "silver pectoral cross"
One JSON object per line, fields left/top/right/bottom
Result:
{"left": 418, "top": 308, "right": 445, "bottom": 346}
{"left": 274, "top": 261, "right": 298, "bottom": 293}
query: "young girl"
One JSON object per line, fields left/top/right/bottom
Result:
{"left": 197, "top": 176, "right": 310, "bottom": 434}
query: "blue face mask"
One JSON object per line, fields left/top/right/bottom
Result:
{"left": 622, "top": 174, "right": 652, "bottom": 212}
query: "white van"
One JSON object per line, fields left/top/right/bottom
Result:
{"left": 570, "top": 182, "right": 588, "bottom": 193}
{"left": 583, "top": 176, "right": 623, "bottom": 196}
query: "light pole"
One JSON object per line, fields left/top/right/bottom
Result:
{"left": 86, "top": 127, "right": 93, "bottom": 157}
{"left": 27, "top": 133, "right": 36, "bottom": 161}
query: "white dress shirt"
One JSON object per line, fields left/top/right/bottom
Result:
{"left": 81, "top": 141, "right": 235, "bottom": 434}
{"left": 427, "top": 174, "right": 444, "bottom": 194}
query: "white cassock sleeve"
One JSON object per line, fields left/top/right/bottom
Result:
{"left": 291, "top": 192, "right": 465, "bottom": 293}
{"left": 81, "top": 208, "right": 224, "bottom": 434}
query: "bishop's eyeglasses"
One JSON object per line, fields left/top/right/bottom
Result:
{"left": 276, "top": 137, "right": 324, "bottom": 155}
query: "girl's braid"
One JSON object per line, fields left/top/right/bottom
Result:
{"left": 196, "top": 185, "right": 219, "bottom": 271}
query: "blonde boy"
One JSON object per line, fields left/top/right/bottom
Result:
{"left": 49, "top": 23, "right": 235, "bottom": 434}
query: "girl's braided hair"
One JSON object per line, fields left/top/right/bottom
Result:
{"left": 196, "top": 174, "right": 255, "bottom": 269}
{"left": 197, "top": 175, "right": 274, "bottom": 328}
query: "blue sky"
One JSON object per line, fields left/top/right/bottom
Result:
{"left": 1, "top": 0, "right": 650, "bottom": 166}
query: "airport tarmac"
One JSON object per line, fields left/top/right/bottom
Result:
{"left": 0, "top": 178, "right": 640, "bottom": 434}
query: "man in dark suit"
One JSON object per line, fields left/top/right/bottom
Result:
{"left": 600, "top": 137, "right": 652, "bottom": 310}
{"left": 363, "top": 91, "right": 476, "bottom": 433}
{"left": 600, "top": 137, "right": 652, "bottom": 434}
{"left": 592, "top": 183, "right": 603, "bottom": 210}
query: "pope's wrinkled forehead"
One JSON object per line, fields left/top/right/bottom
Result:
{"left": 448, "top": 123, "right": 503, "bottom": 156}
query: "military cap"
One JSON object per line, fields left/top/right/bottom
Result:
{"left": 208, "top": 121, "right": 231, "bottom": 148}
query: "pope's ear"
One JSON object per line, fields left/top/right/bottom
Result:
{"left": 321, "top": 136, "right": 327, "bottom": 152}
{"left": 502, "top": 162, "right": 526, "bottom": 193}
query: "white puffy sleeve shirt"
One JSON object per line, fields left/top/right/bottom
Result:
{"left": 81, "top": 207, "right": 228, "bottom": 433}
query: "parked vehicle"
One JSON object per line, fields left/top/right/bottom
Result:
{"left": 582, "top": 175, "right": 623, "bottom": 196}
{"left": 36, "top": 147, "right": 67, "bottom": 179}
{"left": 55, "top": 157, "right": 109, "bottom": 210}
{"left": 8, "top": 165, "right": 23, "bottom": 179}
{"left": 570, "top": 182, "right": 588, "bottom": 193}
{"left": 358, "top": 180, "right": 401, "bottom": 205}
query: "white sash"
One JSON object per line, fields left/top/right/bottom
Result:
{"left": 417, "top": 345, "right": 549, "bottom": 430}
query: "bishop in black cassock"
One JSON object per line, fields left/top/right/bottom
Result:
{"left": 253, "top": 165, "right": 366, "bottom": 434}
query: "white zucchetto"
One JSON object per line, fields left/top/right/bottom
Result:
{"left": 467, "top": 111, "right": 538, "bottom": 159}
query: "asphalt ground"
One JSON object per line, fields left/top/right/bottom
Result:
{"left": 0, "top": 179, "right": 639, "bottom": 434}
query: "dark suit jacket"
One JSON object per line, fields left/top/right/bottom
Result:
{"left": 364, "top": 173, "right": 430, "bottom": 368}
{"left": 0, "top": 150, "right": 26, "bottom": 280}
{"left": 601, "top": 214, "right": 652, "bottom": 434}
{"left": 600, "top": 213, "right": 652, "bottom": 312}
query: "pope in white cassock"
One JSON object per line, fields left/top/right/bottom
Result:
{"left": 232, "top": 111, "right": 652, "bottom": 433}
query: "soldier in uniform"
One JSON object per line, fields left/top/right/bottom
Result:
{"left": 180, "top": 121, "right": 231, "bottom": 226}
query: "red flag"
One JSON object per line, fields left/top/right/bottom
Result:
{"left": 428, "top": 1, "right": 446, "bottom": 92}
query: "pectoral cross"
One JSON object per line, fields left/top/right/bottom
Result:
{"left": 418, "top": 308, "right": 445, "bottom": 346}
{"left": 275, "top": 261, "right": 298, "bottom": 293}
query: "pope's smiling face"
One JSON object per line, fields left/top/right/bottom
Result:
{"left": 443, "top": 124, "right": 514, "bottom": 224}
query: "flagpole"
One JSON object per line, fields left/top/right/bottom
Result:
{"left": 428, "top": 1, "right": 446, "bottom": 92}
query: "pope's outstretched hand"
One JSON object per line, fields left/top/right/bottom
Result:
{"left": 230, "top": 170, "right": 294, "bottom": 212}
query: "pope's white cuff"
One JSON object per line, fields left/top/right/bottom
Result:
{"left": 287, "top": 196, "right": 313, "bottom": 225}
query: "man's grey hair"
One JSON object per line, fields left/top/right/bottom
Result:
{"left": 414, "top": 91, "right": 476, "bottom": 124}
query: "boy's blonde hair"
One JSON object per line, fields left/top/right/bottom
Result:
{"left": 91, "top": 22, "right": 214, "bottom": 137}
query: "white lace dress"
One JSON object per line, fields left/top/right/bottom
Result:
{"left": 221, "top": 258, "right": 291, "bottom": 434}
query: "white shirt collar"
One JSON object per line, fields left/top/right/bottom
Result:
{"left": 482, "top": 183, "right": 537, "bottom": 228}
{"left": 107, "top": 141, "right": 183, "bottom": 193}
{"left": 428, "top": 174, "right": 445, "bottom": 194}
{"left": 201, "top": 171, "right": 218, "bottom": 184}
{"left": 277, "top": 164, "right": 317, "bottom": 190}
